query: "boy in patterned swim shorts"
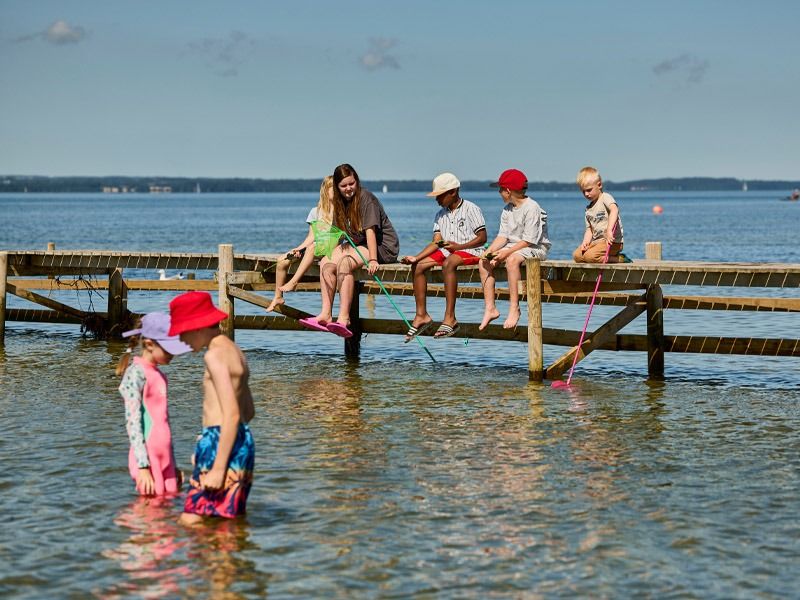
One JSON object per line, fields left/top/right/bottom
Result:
{"left": 169, "top": 291, "right": 256, "bottom": 525}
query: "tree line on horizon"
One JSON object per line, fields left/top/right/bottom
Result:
{"left": 1, "top": 175, "right": 798, "bottom": 194}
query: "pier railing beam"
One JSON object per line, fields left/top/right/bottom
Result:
{"left": 646, "top": 284, "right": 665, "bottom": 379}
{"left": 107, "top": 268, "right": 127, "bottom": 338}
{"left": 219, "top": 244, "right": 235, "bottom": 339}
{"left": 345, "top": 281, "right": 362, "bottom": 358}
{"left": 0, "top": 252, "right": 7, "bottom": 346}
{"left": 526, "top": 258, "right": 543, "bottom": 381}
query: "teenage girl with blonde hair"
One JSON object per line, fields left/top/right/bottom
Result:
{"left": 266, "top": 176, "right": 335, "bottom": 312}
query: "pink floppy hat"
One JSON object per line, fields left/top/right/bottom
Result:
{"left": 122, "top": 312, "right": 192, "bottom": 356}
{"left": 168, "top": 291, "right": 228, "bottom": 336}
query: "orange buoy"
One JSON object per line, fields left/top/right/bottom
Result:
{"left": 652, "top": 205, "right": 663, "bottom": 215}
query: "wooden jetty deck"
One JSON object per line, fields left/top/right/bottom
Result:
{"left": 1, "top": 244, "right": 799, "bottom": 381}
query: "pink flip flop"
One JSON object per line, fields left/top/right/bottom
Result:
{"left": 298, "top": 317, "right": 330, "bottom": 332}
{"left": 326, "top": 322, "right": 353, "bottom": 338}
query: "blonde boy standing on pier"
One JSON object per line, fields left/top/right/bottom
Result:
{"left": 479, "top": 169, "right": 550, "bottom": 330}
{"left": 168, "top": 291, "right": 256, "bottom": 525}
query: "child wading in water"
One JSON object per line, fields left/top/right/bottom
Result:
{"left": 118, "top": 312, "right": 192, "bottom": 496}
{"left": 266, "top": 176, "right": 335, "bottom": 312}
{"left": 168, "top": 291, "right": 256, "bottom": 525}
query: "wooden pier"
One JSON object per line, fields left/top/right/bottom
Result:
{"left": 1, "top": 244, "right": 799, "bottom": 381}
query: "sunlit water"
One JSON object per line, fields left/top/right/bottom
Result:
{"left": 1, "top": 191, "right": 798, "bottom": 598}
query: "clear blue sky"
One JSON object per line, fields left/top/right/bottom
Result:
{"left": 2, "top": 1, "right": 798, "bottom": 181}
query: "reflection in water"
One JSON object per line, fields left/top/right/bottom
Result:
{"left": 99, "top": 496, "right": 189, "bottom": 599}
{"left": 184, "top": 520, "right": 264, "bottom": 599}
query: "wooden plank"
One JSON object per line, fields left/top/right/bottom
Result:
{"left": 663, "top": 295, "right": 800, "bottom": 312}
{"left": 545, "top": 297, "right": 647, "bottom": 379}
{"left": 6, "top": 308, "right": 88, "bottom": 324}
{"left": 0, "top": 252, "right": 7, "bottom": 345}
{"left": 647, "top": 284, "right": 665, "bottom": 378}
{"left": 218, "top": 244, "right": 235, "bottom": 339}
{"left": 6, "top": 282, "right": 90, "bottom": 320}
{"left": 8, "top": 278, "right": 217, "bottom": 291}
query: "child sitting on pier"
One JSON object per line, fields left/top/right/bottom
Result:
{"left": 266, "top": 176, "right": 334, "bottom": 312}
{"left": 168, "top": 291, "right": 256, "bottom": 525}
{"left": 401, "top": 172, "right": 487, "bottom": 339}
{"left": 117, "top": 312, "right": 191, "bottom": 496}
{"left": 572, "top": 166, "right": 628, "bottom": 263}
{"left": 479, "top": 169, "right": 551, "bottom": 331}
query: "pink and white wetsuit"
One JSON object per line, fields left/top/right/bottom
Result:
{"left": 118, "top": 356, "right": 179, "bottom": 495}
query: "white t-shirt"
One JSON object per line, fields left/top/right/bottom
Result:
{"left": 498, "top": 197, "right": 551, "bottom": 256}
{"left": 433, "top": 198, "right": 486, "bottom": 257}
{"left": 306, "top": 207, "right": 318, "bottom": 224}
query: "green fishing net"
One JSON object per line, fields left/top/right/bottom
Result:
{"left": 311, "top": 221, "right": 344, "bottom": 258}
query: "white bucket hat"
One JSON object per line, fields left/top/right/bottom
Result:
{"left": 426, "top": 172, "right": 461, "bottom": 197}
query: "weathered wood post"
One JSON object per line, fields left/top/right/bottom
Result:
{"left": 345, "top": 281, "right": 362, "bottom": 358}
{"left": 47, "top": 243, "right": 55, "bottom": 279}
{"left": 645, "top": 242, "right": 663, "bottom": 261}
{"left": 0, "top": 252, "right": 7, "bottom": 346}
{"left": 646, "top": 284, "right": 665, "bottom": 379}
{"left": 526, "top": 258, "right": 543, "bottom": 381}
{"left": 218, "top": 244, "right": 235, "bottom": 339}
{"left": 107, "top": 268, "right": 127, "bottom": 338}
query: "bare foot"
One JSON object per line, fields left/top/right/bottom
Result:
{"left": 266, "top": 296, "right": 285, "bottom": 312}
{"left": 279, "top": 279, "right": 299, "bottom": 293}
{"left": 479, "top": 307, "right": 500, "bottom": 330}
{"left": 503, "top": 306, "right": 521, "bottom": 329}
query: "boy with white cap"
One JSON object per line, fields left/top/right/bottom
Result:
{"left": 479, "top": 168, "right": 550, "bottom": 330}
{"left": 401, "top": 172, "right": 486, "bottom": 339}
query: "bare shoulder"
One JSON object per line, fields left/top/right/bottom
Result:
{"left": 205, "top": 335, "right": 248, "bottom": 374}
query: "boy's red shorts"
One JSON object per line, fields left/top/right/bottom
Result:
{"left": 429, "top": 249, "right": 480, "bottom": 266}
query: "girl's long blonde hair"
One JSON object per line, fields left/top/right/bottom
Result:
{"left": 317, "top": 176, "right": 334, "bottom": 223}
{"left": 115, "top": 318, "right": 142, "bottom": 377}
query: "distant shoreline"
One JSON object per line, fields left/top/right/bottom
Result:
{"left": 1, "top": 175, "right": 798, "bottom": 194}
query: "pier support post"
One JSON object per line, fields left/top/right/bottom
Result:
{"left": 47, "top": 243, "right": 55, "bottom": 279}
{"left": 526, "top": 258, "right": 543, "bottom": 381}
{"left": 0, "top": 252, "right": 7, "bottom": 347}
{"left": 345, "top": 281, "right": 362, "bottom": 359}
{"left": 218, "top": 244, "right": 235, "bottom": 340}
{"left": 107, "top": 268, "right": 127, "bottom": 338}
{"left": 645, "top": 242, "right": 662, "bottom": 261}
{"left": 646, "top": 283, "right": 665, "bottom": 379}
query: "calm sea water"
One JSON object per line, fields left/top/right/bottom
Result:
{"left": 1, "top": 191, "right": 798, "bottom": 598}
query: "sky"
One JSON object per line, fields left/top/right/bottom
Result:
{"left": 1, "top": 1, "right": 798, "bottom": 182}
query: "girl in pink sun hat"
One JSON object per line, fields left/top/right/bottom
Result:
{"left": 117, "top": 312, "right": 191, "bottom": 496}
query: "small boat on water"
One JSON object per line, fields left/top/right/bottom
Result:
{"left": 780, "top": 189, "right": 799, "bottom": 202}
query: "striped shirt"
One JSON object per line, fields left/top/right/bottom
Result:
{"left": 433, "top": 198, "right": 486, "bottom": 257}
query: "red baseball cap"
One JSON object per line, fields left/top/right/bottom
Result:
{"left": 490, "top": 169, "right": 528, "bottom": 191}
{"left": 168, "top": 291, "right": 228, "bottom": 335}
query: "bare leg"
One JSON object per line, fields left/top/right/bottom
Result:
{"left": 411, "top": 258, "right": 437, "bottom": 328}
{"left": 441, "top": 254, "right": 464, "bottom": 327}
{"left": 503, "top": 253, "right": 525, "bottom": 329}
{"left": 479, "top": 258, "right": 500, "bottom": 330}
{"left": 266, "top": 258, "right": 291, "bottom": 312}
{"left": 281, "top": 249, "right": 316, "bottom": 292}
{"left": 335, "top": 249, "right": 364, "bottom": 324}
{"left": 316, "top": 256, "right": 337, "bottom": 323}
{"left": 179, "top": 512, "right": 204, "bottom": 527}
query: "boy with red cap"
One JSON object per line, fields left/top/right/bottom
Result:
{"left": 168, "top": 291, "right": 256, "bottom": 525}
{"left": 479, "top": 169, "right": 551, "bottom": 330}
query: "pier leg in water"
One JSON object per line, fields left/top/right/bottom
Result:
{"left": 552, "top": 239, "right": 614, "bottom": 389}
